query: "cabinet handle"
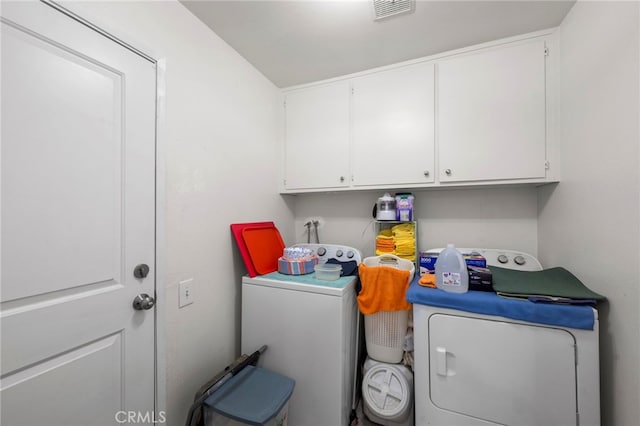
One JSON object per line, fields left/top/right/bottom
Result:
{"left": 339, "top": 176, "right": 345, "bottom": 182}
{"left": 445, "top": 169, "right": 452, "bottom": 176}
{"left": 423, "top": 170, "right": 430, "bottom": 177}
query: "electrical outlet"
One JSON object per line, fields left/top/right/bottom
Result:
{"left": 179, "top": 278, "right": 194, "bottom": 308}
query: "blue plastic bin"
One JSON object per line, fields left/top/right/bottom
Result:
{"left": 204, "top": 365, "right": 295, "bottom": 426}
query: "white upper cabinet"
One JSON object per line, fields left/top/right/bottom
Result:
{"left": 437, "top": 40, "right": 547, "bottom": 183}
{"left": 283, "top": 81, "right": 350, "bottom": 190}
{"left": 352, "top": 62, "right": 435, "bottom": 187}
{"left": 280, "top": 32, "right": 555, "bottom": 193}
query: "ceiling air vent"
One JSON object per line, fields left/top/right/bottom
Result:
{"left": 372, "top": 0, "right": 415, "bottom": 21}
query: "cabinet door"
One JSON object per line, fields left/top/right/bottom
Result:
{"left": 352, "top": 62, "right": 435, "bottom": 186}
{"left": 284, "top": 82, "right": 350, "bottom": 190}
{"left": 438, "top": 40, "right": 547, "bottom": 182}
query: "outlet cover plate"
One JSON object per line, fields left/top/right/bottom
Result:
{"left": 179, "top": 278, "right": 194, "bottom": 308}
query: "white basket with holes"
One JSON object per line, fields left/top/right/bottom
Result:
{"left": 362, "top": 254, "right": 415, "bottom": 364}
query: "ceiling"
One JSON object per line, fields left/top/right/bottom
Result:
{"left": 180, "top": 0, "right": 575, "bottom": 88}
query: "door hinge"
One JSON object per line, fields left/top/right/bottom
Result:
{"left": 544, "top": 46, "right": 549, "bottom": 56}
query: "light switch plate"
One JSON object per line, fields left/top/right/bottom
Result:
{"left": 179, "top": 278, "right": 194, "bottom": 308}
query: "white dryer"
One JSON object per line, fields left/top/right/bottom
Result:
{"left": 410, "top": 249, "right": 600, "bottom": 426}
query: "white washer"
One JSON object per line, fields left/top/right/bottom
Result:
{"left": 241, "top": 244, "right": 361, "bottom": 426}
{"left": 412, "top": 249, "right": 600, "bottom": 426}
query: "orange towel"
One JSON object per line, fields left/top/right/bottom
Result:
{"left": 418, "top": 273, "right": 437, "bottom": 288}
{"left": 357, "top": 263, "right": 411, "bottom": 314}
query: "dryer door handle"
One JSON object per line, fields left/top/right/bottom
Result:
{"left": 436, "top": 347, "right": 447, "bottom": 376}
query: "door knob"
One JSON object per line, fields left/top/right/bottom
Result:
{"left": 132, "top": 293, "right": 155, "bottom": 310}
{"left": 134, "top": 263, "right": 150, "bottom": 279}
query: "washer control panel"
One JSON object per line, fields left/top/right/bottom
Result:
{"left": 294, "top": 243, "right": 362, "bottom": 264}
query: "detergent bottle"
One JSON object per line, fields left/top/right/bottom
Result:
{"left": 435, "top": 244, "right": 469, "bottom": 294}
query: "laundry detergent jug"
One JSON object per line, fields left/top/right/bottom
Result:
{"left": 435, "top": 244, "right": 469, "bottom": 294}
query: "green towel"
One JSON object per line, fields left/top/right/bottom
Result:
{"left": 489, "top": 266, "right": 606, "bottom": 301}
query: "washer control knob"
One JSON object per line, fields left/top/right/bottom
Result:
{"left": 336, "top": 249, "right": 343, "bottom": 258}
{"left": 317, "top": 247, "right": 326, "bottom": 257}
{"left": 346, "top": 250, "right": 355, "bottom": 259}
{"left": 497, "top": 254, "right": 509, "bottom": 264}
{"left": 514, "top": 255, "right": 526, "bottom": 266}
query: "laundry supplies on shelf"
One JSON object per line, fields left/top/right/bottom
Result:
{"left": 375, "top": 222, "right": 417, "bottom": 264}
{"left": 375, "top": 228, "right": 395, "bottom": 255}
{"left": 392, "top": 223, "right": 416, "bottom": 262}
{"left": 394, "top": 193, "right": 414, "bottom": 222}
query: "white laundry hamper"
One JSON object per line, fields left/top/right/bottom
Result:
{"left": 362, "top": 357, "right": 414, "bottom": 426}
{"left": 362, "top": 255, "right": 415, "bottom": 364}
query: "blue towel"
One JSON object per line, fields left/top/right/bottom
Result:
{"left": 406, "top": 276, "right": 596, "bottom": 330}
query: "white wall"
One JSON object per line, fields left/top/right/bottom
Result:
{"left": 61, "top": 2, "right": 293, "bottom": 424}
{"left": 292, "top": 186, "right": 539, "bottom": 258}
{"left": 538, "top": 1, "right": 640, "bottom": 424}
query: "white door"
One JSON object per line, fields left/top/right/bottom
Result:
{"left": 1, "top": 2, "right": 157, "bottom": 425}
{"left": 429, "top": 314, "right": 577, "bottom": 426}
